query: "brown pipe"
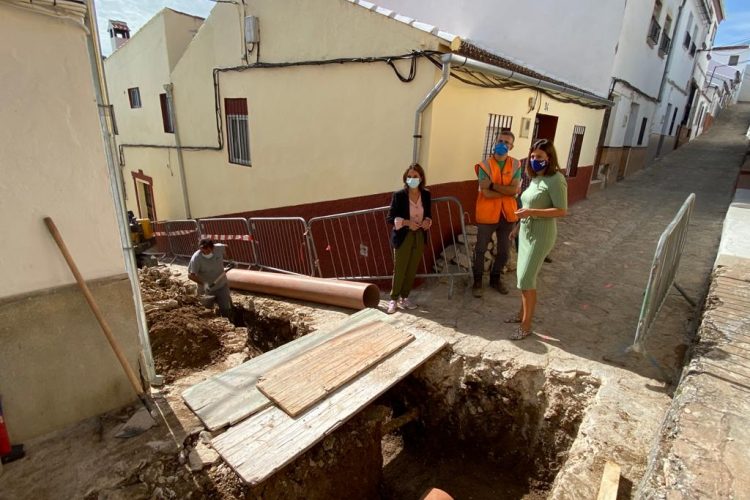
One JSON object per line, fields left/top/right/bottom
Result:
{"left": 226, "top": 269, "right": 380, "bottom": 310}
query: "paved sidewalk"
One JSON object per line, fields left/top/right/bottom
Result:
{"left": 638, "top": 168, "right": 750, "bottom": 496}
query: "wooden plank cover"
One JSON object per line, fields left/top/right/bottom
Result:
{"left": 212, "top": 327, "right": 446, "bottom": 485}
{"left": 182, "top": 309, "right": 401, "bottom": 430}
{"left": 256, "top": 321, "right": 413, "bottom": 416}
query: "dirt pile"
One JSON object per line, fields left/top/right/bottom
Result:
{"left": 139, "top": 267, "right": 251, "bottom": 382}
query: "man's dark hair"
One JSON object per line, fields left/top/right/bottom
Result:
{"left": 199, "top": 238, "right": 214, "bottom": 249}
{"left": 498, "top": 128, "right": 515, "bottom": 142}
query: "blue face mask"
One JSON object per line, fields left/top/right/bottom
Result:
{"left": 406, "top": 177, "right": 421, "bottom": 189}
{"left": 530, "top": 159, "right": 548, "bottom": 172}
{"left": 494, "top": 142, "right": 509, "bottom": 156}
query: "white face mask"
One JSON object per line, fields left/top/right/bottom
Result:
{"left": 201, "top": 252, "right": 214, "bottom": 259}
{"left": 406, "top": 177, "right": 421, "bottom": 189}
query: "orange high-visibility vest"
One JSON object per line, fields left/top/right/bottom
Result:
{"left": 474, "top": 156, "right": 520, "bottom": 224}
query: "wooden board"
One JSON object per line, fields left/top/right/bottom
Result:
{"left": 182, "top": 309, "right": 402, "bottom": 430}
{"left": 596, "top": 461, "right": 621, "bottom": 500}
{"left": 212, "top": 326, "right": 446, "bottom": 485}
{"left": 257, "top": 321, "right": 413, "bottom": 416}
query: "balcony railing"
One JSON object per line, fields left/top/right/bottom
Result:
{"left": 647, "top": 16, "right": 661, "bottom": 46}
{"left": 659, "top": 32, "right": 672, "bottom": 57}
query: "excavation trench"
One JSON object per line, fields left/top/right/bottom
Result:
{"left": 209, "top": 338, "right": 601, "bottom": 500}
{"left": 377, "top": 350, "right": 601, "bottom": 499}
{"left": 141, "top": 269, "right": 600, "bottom": 498}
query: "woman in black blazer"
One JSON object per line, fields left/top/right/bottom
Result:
{"left": 385, "top": 163, "right": 432, "bottom": 314}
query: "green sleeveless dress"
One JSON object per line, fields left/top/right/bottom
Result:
{"left": 517, "top": 172, "right": 568, "bottom": 290}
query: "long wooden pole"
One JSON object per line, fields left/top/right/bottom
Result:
{"left": 43, "top": 217, "right": 144, "bottom": 396}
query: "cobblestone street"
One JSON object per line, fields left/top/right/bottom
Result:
{"left": 421, "top": 103, "right": 750, "bottom": 379}
{"left": 402, "top": 103, "right": 750, "bottom": 496}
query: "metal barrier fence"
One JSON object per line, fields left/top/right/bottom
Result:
{"left": 248, "top": 217, "right": 315, "bottom": 275}
{"left": 199, "top": 217, "right": 256, "bottom": 268}
{"left": 165, "top": 219, "right": 201, "bottom": 260}
{"left": 152, "top": 220, "right": 171, "bottom": 255}
{"left": 633, "top": 193, "right": 696, "bottom": 350}
{"left": 308, "top": 196, "right": 471, "bottom": 290}
{"left": 152, "top": 197, "right": 471, "bottom": 292}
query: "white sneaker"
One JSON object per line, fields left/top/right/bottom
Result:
{"left": 398, "top": 297, "right": 418, "bottom": 310}
{"left": 386, "top": 299, "right": 398, "bottom": 314}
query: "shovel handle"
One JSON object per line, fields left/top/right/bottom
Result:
{"left": 44, "top": 217, "right": 144, "bottom": 396}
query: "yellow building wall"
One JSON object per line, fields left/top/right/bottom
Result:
{"left": 424, "top": 79, "right": 605, "bottom": 185}
{"left": 106, "top": 9, "right": 205, "bottom": 219}
{"left": 121, "top": 147, "right": 187, "bottom": 221}
{"left": 165, "top": 0, "right": 444, "bottom": 217}
{"left": 107, "top": 0, "right": 605, "bottom": 220}
{"left": 0, "top": 4, "right": 126, "bottom": 297}
{"left": 164, "top": 10, "right": 204, "bottom": 71}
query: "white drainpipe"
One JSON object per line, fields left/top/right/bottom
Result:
{"left": 84, "top": 0, "right": 159, "bottom": 385}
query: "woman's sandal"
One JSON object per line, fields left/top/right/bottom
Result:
{"left": 504, "top": 312, "right": 522, "bottom": 324}
{"left": 510, "top": 325, "right": 532, "bottom": 340}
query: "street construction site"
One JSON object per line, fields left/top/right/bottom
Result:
{"left": 1, "top": 106, "right": 750, "bottom": 499}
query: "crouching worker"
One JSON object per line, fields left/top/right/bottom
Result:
{"left": 188, "top": 238, "right": 232, "bottom": 318}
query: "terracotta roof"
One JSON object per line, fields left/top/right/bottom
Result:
{"left": 454, "top": 40, "right": 603, "bottom": 100}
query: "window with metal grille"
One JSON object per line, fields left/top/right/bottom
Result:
{"left": 128, "top": 87, "right": 141, "bottom": 108}
{"left": 159, "top": 93, "right": 173, "bottom": 133}
{"left": 659, "top": 15, "right": 672, "bottom": 57}
{"left": 684, "top": 12, "right": 693, "bottom": 49}
{"left": 225, "top": 98, "right": 251, "bottom": 166}
{"left": 637, "top": 117, "right": 648, "bottom": 145}
{"left": 566, "top": 126, "right": 585, "bottom": 177}
{"left": 683, "top": 31, "right": 691, "bottom": 49}
{"left": 647, "top": 17, "right": 661, "bottom": 46}
{"left": 482, "top": 113, "right": 513, "bottom": 159}
{"left": 647, "top": 1, "right": 662, "bottom": 46}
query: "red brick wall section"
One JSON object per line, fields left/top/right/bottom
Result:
{"left": 567, "top": 165, "right": 593, "bottom": 205}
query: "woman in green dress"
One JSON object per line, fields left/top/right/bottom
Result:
{"left": 509, "top": 139, "right": 568, "bottom": 340}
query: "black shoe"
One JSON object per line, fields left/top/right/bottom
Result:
{"left": 472, "top": 279, "right": 483, "bottom": 298}
{"left": 544, "top": 256, "right": 552, "bottom": 263}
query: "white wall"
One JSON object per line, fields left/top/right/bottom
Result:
{"left": 612, "top": 0, "right": 681, "bottom": 96}
{"left": 371, "top": 0, "right": 625, "bottom": 96}
{"left": 0, "top": 4, "right": 126, "bottom": 298}
{"left": 739, "top": 66, "right": 750, "bottom": 102}
{"left": 650, "top": 0, "right": 704, "bottom": 138}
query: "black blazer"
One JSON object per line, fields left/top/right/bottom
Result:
{"left": 386, "top": 188, "right": 432, "bottom": 249}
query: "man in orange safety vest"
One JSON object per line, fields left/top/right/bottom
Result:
{"left": 472, "top": 129, "right": 521, "bottom": 297}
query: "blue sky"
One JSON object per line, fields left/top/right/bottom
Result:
{"left": 715, "top": 0, "right": 750, "bottom": 46}
{"left": 95, "top": 0, "right": 213, "bottom": 56}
